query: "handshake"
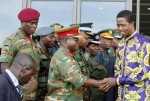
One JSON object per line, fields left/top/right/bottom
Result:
{"left": 95, "top": 77, "right": 117, "bottom": 92}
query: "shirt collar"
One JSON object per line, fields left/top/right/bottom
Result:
{"left": 5, "top": 69, "right": 19, "bottom": 87}
{"left": 125, "top": 31, "right": 137, "bottom": 41}
{"left": 18, "top": 28, "right": 33, "bottom": 40}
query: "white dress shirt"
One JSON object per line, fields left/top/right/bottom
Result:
{"left": 5, "top": 69, "right": 20, "bottom": 92}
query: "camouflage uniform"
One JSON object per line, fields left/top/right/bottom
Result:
{"left": 36, "top": 41, "right": 52, "bottom": 101}
{"left": 74, "top": 49, "right": 90, "bottom": 76}
{"left": 35, "top": 26, "right": 59, "bottom": 101}
{"left": 74, "top": 49, "right": 91, "bottom": 101}
{"left": 0, "top": 28, "right": 41, "bottom": 101}
{"left": 45, "top": 47, "right": 88, "bottom": 101}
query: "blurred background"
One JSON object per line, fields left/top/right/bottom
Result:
{"left": 0, "top": 0, "right": 149, "bottom": 43}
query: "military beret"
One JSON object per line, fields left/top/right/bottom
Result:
{"left": 36, "top": 26, "right": 54, "bottom": 37}
{"left": 18, "top": 8, "right": 40, "bottom": 22}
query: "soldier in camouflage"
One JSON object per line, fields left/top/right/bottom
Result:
{"left": 73, "top": 29, "right": 93, "bottom": 101}
{"left": 0, "top": 8, "right": 41, "bottom": 101}
{"left": 35, "top": 26, "right": 57, "bottom": 101}
{"left": 46, "top": 34, "right": 101, "bottom": 101}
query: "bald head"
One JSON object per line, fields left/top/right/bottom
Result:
{"left": 10, "top": 53, "right": 37, "bottom": 85}
{"left": 11, "top": 53, "right": 36, "bottom": 70}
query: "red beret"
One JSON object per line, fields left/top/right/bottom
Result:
{"left": 56, "top": 26, "right": 79, "bottom": 39}
{"left": 18, "top": 8, "right": 40, "bottom": 22}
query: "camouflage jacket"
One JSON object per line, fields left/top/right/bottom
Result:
{"left": 36, "top": 41, "right": 52, "bottom": 100}
{"left": 74, "top": 49, "right": 91, "bottom": 77}
{"left": 46, "top": 47, "right": 88, "bottom": 101}
{"left": 0, "top": 28, "right": 41, "bottom": 68}
{"left": 0, "top": 28, "right": 41, "bottom": 101}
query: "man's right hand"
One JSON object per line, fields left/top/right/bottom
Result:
{"left": 98, "top": 78, "right": 117, "bottom": 92}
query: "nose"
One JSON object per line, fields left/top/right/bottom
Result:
{"left": 95, "top": 47, "right": 99, "bottom": 50}
{"left": 32, "top": 24, "right": 37, "bottom": 28}
{"left": 117, "top": 26, "right": 122, "bottom": 32}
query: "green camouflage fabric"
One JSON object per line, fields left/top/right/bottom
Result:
{"left": 46, "top": 47, "right": 88, "bottom": 101}
{"left": 0, "top": 28, "right": 41, "bottom": 101}
{"left": 36, "top": 41, "right": 52, "bottom": 101}
{"left": 0, "top": 28, "right": 41, "bottom": 67}
{"left": 86, "top": 53, "right": 108, "bottom": 101}
{"left": 74, "top": 49, "right": 92, "bottom": 101}
{"left": 74, "top": 49, "right": 91, "bottom": 77}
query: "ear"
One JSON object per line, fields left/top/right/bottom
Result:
{"left": 130, "top": 21, "right": 134, "bottom": 26}
{"left": 21, "top": 22, "right": 26, "bottom": 28}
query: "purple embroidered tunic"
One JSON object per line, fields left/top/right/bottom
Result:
{"left": 115, "top": 32, "right": 150, "bottom": 101}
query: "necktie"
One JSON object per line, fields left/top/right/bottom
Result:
{"left": 16, "top": 85, "right": 23, "bottom": 98}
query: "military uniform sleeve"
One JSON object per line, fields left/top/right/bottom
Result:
{"left": 48, "top": 57, "right": 66, "bottom": 88}
{"left": 59, "top": 56, "right": 88, "bottom": 88}
{"left": 0, "top": 38, "right": 17, "bottom": 64}
{"left": 48, "top": 55, "right": 88, "bottom": 89}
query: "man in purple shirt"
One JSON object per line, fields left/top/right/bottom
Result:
{"left": 99, "top": 10, "right": 150, "bottom": 101}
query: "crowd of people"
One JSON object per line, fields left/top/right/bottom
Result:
{"left": 0, "top": 7, "right": 150, "bottom": 101}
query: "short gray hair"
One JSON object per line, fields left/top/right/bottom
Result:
{"left": 12, "top": 52, "right": 36, "bottom": 69}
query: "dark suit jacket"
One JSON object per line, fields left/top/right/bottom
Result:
{"left": 0, "top": 72, "right": 22, "bottom": 101}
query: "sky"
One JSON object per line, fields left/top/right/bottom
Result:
{"left": 0, "top": 0, "right": 21, "bottom": 43}
{"left": 0, "top": 0, "right": 125, "bottom": 43}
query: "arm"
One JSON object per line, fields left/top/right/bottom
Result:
{"left": 116, "top": 43, "right": 150, "bottom": 85}
{"left": 48, "top": 55, "right": 99, "bottom": 90}
{"left": 98, "top": 42, "right": 149, "bottom": 92}
{"left": 0, "top": 38, "right": 17, "bottom": 71}
{"left": 58, "top": 56, "right": 100, "bottom": 88}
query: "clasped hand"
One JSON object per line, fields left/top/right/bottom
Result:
{"left": 96, "top": 77, "right": 117, "bottom": 92}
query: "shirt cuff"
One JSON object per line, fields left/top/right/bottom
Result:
{"left": 116, "top": 77, "right": 120, "bottom": 85}
{"left": 116, "top": 76, "right": 126, "bottom": 85}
